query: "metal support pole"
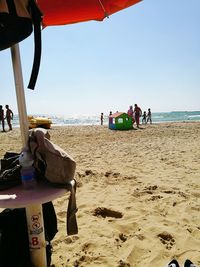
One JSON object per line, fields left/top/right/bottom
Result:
{"left": 10, "top": 44, "right": 29, "bottom": 146}
{"left": 26, "top": 204, "right": 47, "bottom": 267}
{"left": 10, "top": 44, "right": 47, "bottom": 267}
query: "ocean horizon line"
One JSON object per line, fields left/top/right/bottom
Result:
{"left": 10, "top": 110, "right": 200, "bottom": 128}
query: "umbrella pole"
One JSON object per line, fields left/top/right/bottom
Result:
{"left": 10, "top": 44, "right": 29, "bottom": 146}
{"left": 26, "top": 204, "right": 48, "bottom": 267}
{"left": 10, "top": 44, "right": 47, "bottom": 267}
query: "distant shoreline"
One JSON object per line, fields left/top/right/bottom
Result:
{"left": 7, "top": 119, "right": 200, "bottom": 130}
{"left": 10, "top": 111, "right": 200, "bottom": 128}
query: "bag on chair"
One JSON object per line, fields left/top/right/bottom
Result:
{"left": 28, "top": 128, "right": 78, "bottom": 236}
{"left": 0, "top": 0, "right": 43, "bottom": 89}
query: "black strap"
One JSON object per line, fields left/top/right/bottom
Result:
{"left": 6, "top": 0, "right": 17, "bottom": 16}
{"left": 28, "top": 0, "right": 43, "bottom": 90}
{"left": 67, "top": 180, "right": 78, "bottom": 235}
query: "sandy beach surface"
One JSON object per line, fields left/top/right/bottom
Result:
{"left": 0, "top": 122, "right": 200, "bottom": 267}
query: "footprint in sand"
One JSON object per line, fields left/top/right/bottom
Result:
{"left": 115, "top": 233, "right": 129, "bottom": 248}
{"left": 162, "top": 190, "right": 175, "bottom": 194}
{"left": 119, "top": 233, "right": 128, "bottom": 242}
{"left": 85, "top": 169, "right": 95, "bottom": 176}
{"left": 64, "top": 236, "right": 79, "bottom": 244}
{"left": 118, "top": 259, "right": 131, "bottom": 267}
{"left": 92, "top": 207, "right": 123, "bottom": 218}
{"left": 145, "top": 185, "right": 158, "bottom": 191}
{"left": 148, "top": 195, "right": 163, "bottom": 201}
{"left": 157, "top": 231, "right": 175, "bottom": 250}
{"left": 104, "top": 171, "right": 120, "bottom": 178}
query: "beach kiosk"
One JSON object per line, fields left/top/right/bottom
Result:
{"left": 109, "top": 112, "right": 133, "bottom": 130}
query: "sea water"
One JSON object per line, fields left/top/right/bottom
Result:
{"left": 11, "top": 111, "right": 200, "bottom": 128}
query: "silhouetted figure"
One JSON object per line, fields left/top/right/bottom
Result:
{"left": 5, "top": 104, "right": 13, "bottom": 130}
{"left": 142, "top": 111, "right": 147, "bottom": 124}
{"left": 134, "top": 104, "right": 142, "bottom": 128}
{"left": 100, "top": 112, "right": 104, "bottom": 125}
{"left": 147, "top": 108, "right": 152, "bottom": 124}
{"left": 0, "top": 105, "right": 5, "bottom": 132}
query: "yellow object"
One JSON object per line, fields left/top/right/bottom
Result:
{"left": 28, "top": 116, "right": 52, "bottom": 129}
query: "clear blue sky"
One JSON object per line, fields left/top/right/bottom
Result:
{"left": 1, "top": 0, "right": 199, "bottom": 117}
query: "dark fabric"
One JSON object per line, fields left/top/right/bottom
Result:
{"left": 67, "top": 180, "right": 78, "bottom": 235}
{"left": 0, "top": 152, "right": 19, "bottom": 171}
{"left": 43, "top": 201, "right": 58, "bottom": 240}
{"left": 0, "top": 152, "right": 21, "bottom": 190}
{"left": 6, "top": 0, "right": 17, "bottom": 15}
{"left": 0, "top": 208, "right": 30, "bottom": 267}
{"left": 0, "top": 202, "right": 57, "bottom": 267}
{"left": 0, "top": 0, "right": 43, "bottom": 89}
{"left": 27, "top": 0, "right": 43, "bottom": 89}
{"left": 0, "top": 164, "right": 21, "bottom": 190}
{"left": 0, "top": 14, "right": 32, "bottom": 50}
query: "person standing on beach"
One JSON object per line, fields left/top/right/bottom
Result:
{"left": 100, "top": 112, "right": 104, "bottom": 125}
{"left": 109, "top": 111, "right": 113, "bottom": 124}
{"left": 147, "top": 108, "right": 152, "bottom": 124}
{"left": 127, "top": 105, "right": 135, "bottom": 125}
{"left": 142, "top": 111, "right": 147, "bottom": 124}
{"left": 0, "top": 105, "right": 5, "bottom": 132}
{"left": 134, "top": 104, "right": 142, "bottom": 128}
{"left": 5, "top": 105, "right": 13, "bottom": 131}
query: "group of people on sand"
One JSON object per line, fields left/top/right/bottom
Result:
{"left": 142, "top": 108, "right": 152, "bottom": 125}
{"left": 100, "top": 106, "right": 152, "bottom": 127}
{"left": 127, "top": 104, "right": 152, "bottom": 128}
{"left": 0, "top": 105, "right": 13, "bottom": 132}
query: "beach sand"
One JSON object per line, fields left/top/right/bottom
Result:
{"left": 0, "top": 122, "right": 200, "bottom": 266}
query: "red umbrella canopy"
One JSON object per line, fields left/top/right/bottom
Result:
{"left": 37, "top": 0, "right": 142, "bottom": 27}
